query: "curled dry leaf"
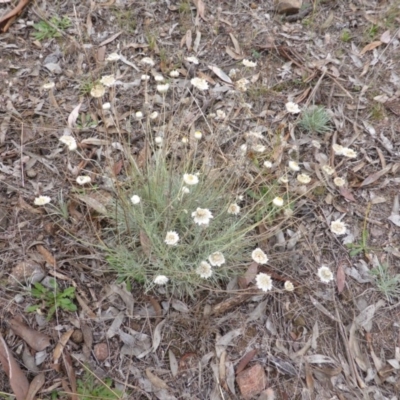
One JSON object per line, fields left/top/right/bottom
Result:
{"left": 0, "top": 334, "right": 30, "bottom": 400}
{"left": 25, "top": 372, "right": 45, "bottom": 400}
{"left": 9, "top": 318, "right": 51, "bottom": 351}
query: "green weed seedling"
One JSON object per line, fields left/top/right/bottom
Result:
{"left": 298, "top": 105, "right": 331, "bottom": 134}
{"left": 27, "top": 279, "right": 77, "bottom": 320}
{"left": 33, "top": 16, "right": 71, "bottom": 41}
{"left": 77, "top": 372, "right": 122, "bottom": 400}
{"left": 346, "top": 229, "right": 373, "bottom": 257}
{"left": 370, "top": 262, "right": 400, "bottom": 302}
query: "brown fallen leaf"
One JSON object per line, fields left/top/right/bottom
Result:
{"left": 336, "top": 262, "right": 346, "bottom": 294}
{"left": 360, "top": 40, "right": 382, "bottom": 55}
{"left": 360, "top": 164, "right": 392, "bottom": 187}
{"left": 26, "top": 372, "right": 45, "bottom": 400}
{"left": 140, "top": 230, "right": 152, "bottom": 257}
{"left": 9, "top": 318, "right": 51, "bottom": 351}
{"left": 36, "top": 244, "right": 56, "bottom": 266}
{"left": 0, "top": 0, "right": 32, "bottom": 32}
{"left": 192, "top": 0, "right": 205, "bottom": 20}
{"left": 145, "top": 368, "right": 170, "bottom": 390}
{"left": 0, "top": 334, "right": 30, "bottom": 400}
{"left": 62, "top": 350, "right": 78, "bottom": 400}
{"left": 53, "top": 329, "right": 74, "bottom": 364}
{"left": 236, "top": 349, "right": 258, "bottom": 375}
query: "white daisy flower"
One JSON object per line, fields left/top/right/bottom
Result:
{"left": 135, "top": 111, "right": 143, "bottom": 119}
{"left": 194, "top": 131, "right": 202, "bottom": 140}
{"left": 256, "top": 273, "right": 273, "bottom": 292}
{"left": 154, "top": 75, "right": 164, "bottom": 82}
{"left": 264, "top": 160, "right": 273, "bottom": 168}
{"left": 272, "top": 197, "right": 284, "bottom": 207}
{"left": 342, "top": 148, "right": 357, "bottom": 158}
{"left": 251, "top": 248, "right": 268, "bottom": 264}
{"left": 130, "top": 195, "right": 141, "bottom": 205}
{"left": 297, "top": 174, "right": 311, "bottom": 184}
{"left": 42, "top": 82, "right": 55, "bottom": 89}
{"left": 141, "top": 57, "right": 155, "bottom": 67}
{"left": 288, "top": 161, "right": 300, "bottom": 171}
{"left": 311, "top": 140, "right": 321, "bottom": 149}
{"left": 278, "top": 175, "right": 289, "bottom": 184}
{"left": 208, "top": 252, "right": 225, "bottom": 267}
{"left": 59, "top": 135, "right": 77, "bottom": 151}
{"left": 191, "top": 77, "right": 209, "bottom": 91}
{"left": 192, "top": 208, "right": 213, "bottom": 226}
{"left": 285, "top": 102, "right": 301, "bottom": 114}
{"left": 34, "top": 196, "right": 51, "bottom": 206}
{"left": 102, "top": 102, "right": 111, "bottom": 110}
{"left": 157, "top": 83, "right": 170, "bottom": 93}
{"left": 100, "top": 75, "right": 115, "bottom": 87}
{"left": 170, "top": 70, "right": 179, "bottom": 78}
{"left": 106, "top": 53, "right": 120, "bottom": 61}
{"left": 242, "top": 59, "right": 257, "bottom": 68}
{"left": 76, "top": 176, "right": 91, "bottom": 185}
{"left": 235, "top": 78, "right": 249, "bottom": 92}
{"left": 333, "top": 177, "right": 346, "bottom": 187}
{"left": 183, "top": 173, "right": 199, "bottom": 185}
{"left": 330, "top": 219, "right": 346, "bottom": 235}
{"left": 332, "top": 144, "right": 344, "bottom": 155}
{"left": 165, "top": 231, "right": 179, "bottom": 246}
{"left": 196, "top": 261, "right": 212, "bottom": 278}
{"left": 141, "top": 74, "right": 150, "bottom": 81}
{"left": 155, "top": 136, "right": 163, "bottom": 145}
{"left": 317, "top": 266, "right": 334, "bottom": 284}
{"left": 284, "top": 281, "right": 294, "bottom": 292}
{"left": 154, "top": 275, "right": 169, "bottom": 285}
{"left": 181, "top": 137, "right": 188, "bottom": 143}
{"left": 322, "top": 165, "right": 335, "bottom": 175}
{"left": 186, "top": 56, "right": 199, "bottom": 64}
{"left": 150, "top": 111, "right": 159, "bottom": 119}
{"left": 227, "top": 203, "right": 240, "bottom": 215}
{"left": 252, "top": 144, "right": 266, "bottom": 153}
{"left": 181, "top": 186, "right": 190, "bottom": 194}
{"left": 215, "top": 110, "right": 226, "bottom": 120}
{"left": 90, "top": 84, "right": 105, "bottom": 98}
{"left": 240, "top": 144, "right": 248, "bottom": 153}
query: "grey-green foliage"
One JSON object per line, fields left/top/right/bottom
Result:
{"left": 33, "top": 16, "right": 71, "bottom": 41}
{"left": 298, "top": 105, "right": 331, "bottom": 134}
{"left": 104, "top": 152, "right": 283, "bottom": 297}
{"left": 370, "top": 263, "right": 400, "bottom": 302}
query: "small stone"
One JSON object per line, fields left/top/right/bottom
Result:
{"left": 14, "top": 294, "right": 25, "bottom": 304}
{"left": 275, "top": 0, "right": 302, "bottom": 14}
{"left": 8, "top": 261, "right": 45, "bottom": 286}
{"left": 94, "top": 343, "right": 109, "bottom": 361}
{"left": 236, "top": 364, "right": 267, "bottom": 400}
{"left": 71, "top": 329, "right": 83, "bottom": 344}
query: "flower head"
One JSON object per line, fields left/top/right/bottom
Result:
{"left": 264, "top": 160, "right": 273, "bottom": 168}
{"left": 251, "top": 248, "right": 268, "bottom": 264}
{"left": 181, "top": 137, "right": 188, "bottom": 144}
{"left": 256, "top": 273, "right": 273, "bottom": 292}
{"left": 130, "top": 195, "right": 141, "bottom": 205}
{"left": 34, "top": 196, "right": 51, "bottom": 206}
{"left": 191, "top": 77, "right": 209, "bottom": 91}
{"left": 330, "top": 219, "right": 346, "bottom": 235}
{"left": 285, "top": 102, "right": 301, "bottom": 114}
{"left": 150, "top": 111, "right": 159, "bottom": 119}
{"left": 297, "top": 173, "right": 311, "bottom": 184}
{"left": 157, "top": 83, "right": 170, "bottom": 93}
{"left": 227, "top": 203, "right": 240, "bottom": 215}
{"left": 154, "top": 75, "right": 164, "bottom": 82}
{"left": 90, "top": 84, "right": 105, "bottom": 98}
{"left": 141, "top": 57, "right": 155, "bottom": 67}
{"left": 183, "top": 173, "right": 199, "bottom": 185}
{"left": 235, "top": 78, "right": 249, "bottom": 92}
{"left": 155, "top": 136, "right": 163, "bottom": 145}
{"left": 135, "top": 111, "right": 143, "bottom": 119}
{"left": 59, "top": 135, "right": 77, "bottom": 151}
{"left": 42, "top": 82, "right": 55, "bottom": 89}
{"left": 100, "top": 75, "right": 115, "bottom": 87}
{"left": 318, "top": 266, "right": 334, "bottom": 284}
{"left": 252, "top": 144, "right": 266, "bottom": 153}
{"left": 106, "top": 53, "right": 120, "bottom": 61}
{"left": 208, "top": 252, "right": 225, "bottom": 267}
{"left": 272, "top": 197, "right": 284, "bottom": 207}
{"left": 312, "top": 140, "right": 321, "bottom": 149}
{"left": 284, "top": 281, "right": 294, "bottom": 292}
{"left": 192, "top": 208, "right": 213, "bottom": 226}
{"left": 170, "top": 70, "right": 179, "bottom": 78}
{"left": 342, "top": 148, "right": 357, "bottom": 158}
{"left": 102, "top": 102, "right": 111, "bottom": 110}
{"left": 186, "top": 56, "right": 199, "bottom": 64}
{"left": 165, "top": 231, "right": 179, "bottom": 246}
{"left": 196, "top": 261, "right": 212, "bottom": 279}
{"left": 332, "top": 144, "right": 344, "bottom": 155}
{"left": 242, "top": 59, "right": 257, "bottom": 68}
{"left": 288, "top": 161, "right": 300, "bottom": 172}
{"left": 76, "top": 176, "right": 91, "bottom": 185}
{"left": 194, "top": 131, "right": 202, "bottom": 140}
{"left": 181, "top": 186, "right": 190, "bottom": 194}
{"left": 278, "top": 175, "right": 289, "bottom": 184}
{"left": 141, "top": 74, "right": 150, "bottom": 81}
{"left": 154, "top": 275, "right": 169, "bottom": 285}
{"left": 333, "top": 177, "right": 346, "bottom": 187}
{"left": 322, "top": 165, "right": 335, "bottom": 175}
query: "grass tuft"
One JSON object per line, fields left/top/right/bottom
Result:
{"left": 298, "top": 105, "right": 331, "bottom": 134}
